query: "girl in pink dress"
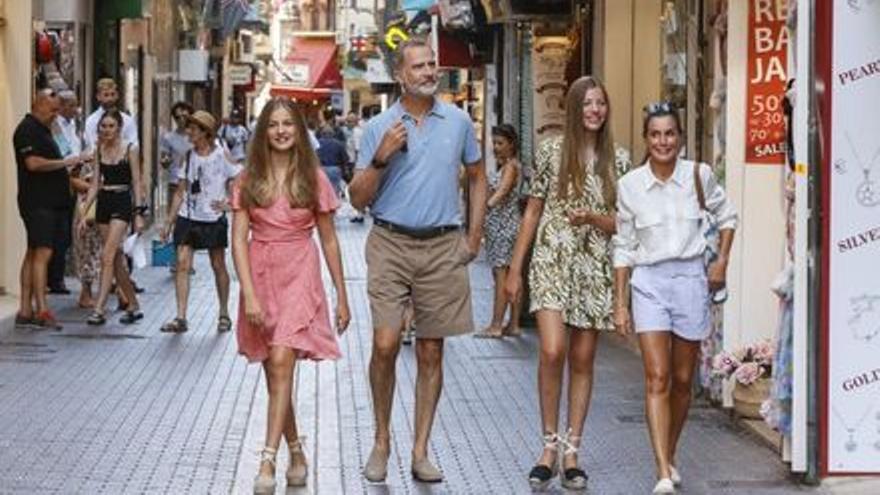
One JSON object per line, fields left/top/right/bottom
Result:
{"left": 230, "top": 98, "right": 350, "bottom": 494}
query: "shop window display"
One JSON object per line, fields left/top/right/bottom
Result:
{"left": 659, "top": 0, "right": 732, "bottom": 402}
{"left": 660, "top": 1, "right": 689, "bottom": 120}
{"left": 35, "top": 26, "right": 77, "bottom": 93}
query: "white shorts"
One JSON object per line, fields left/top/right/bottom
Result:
{"left": 630, "top": 257, "right": 710, "bottom": 341}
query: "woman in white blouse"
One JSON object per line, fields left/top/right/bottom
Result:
{"left": 612, "top": 103, "right": 737, "bottom": 494}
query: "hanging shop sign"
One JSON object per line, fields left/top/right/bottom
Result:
{"left": 531, "top": 36, "right": 569, "bottom": 146}
{"left": 331, "top": 90, "right": 344, "bottom": 112}
{"left": 229, "top": 64, "right": 253, "bottom": 86}
{"left": 365, "top": 58, "right": 394, "bottom": 84}
{"left": 384, "top": 25, "right": 409, "bottom": 50}
{"left": 288, "top": 63, "right": 310, "bottom": 87}
{"left": 178, "top": 49, "right": 210, "bottom": 82}
{"left": 744, "top": 0, "right": 789, "bottom": 164}
{"left": 820, "top": 0, "right": 880, "bottom": 475}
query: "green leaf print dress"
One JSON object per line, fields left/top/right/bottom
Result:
{"left": 527, "top": 136, "right": 632, "bottom": 330}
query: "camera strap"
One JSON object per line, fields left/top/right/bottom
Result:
{"left": 184, "top": 149, "right": 194, "bottom": 221}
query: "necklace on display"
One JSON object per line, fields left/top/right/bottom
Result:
{"left": 847, "top": 0, "right": 878, "bottom": 13}
{"left": 845, "top": 132, "right": 880, "bottom": 207}
{"left": 876, "top": 411, "right": 880, "bottom": 452}
{"left": 832, "top": 403, "right": 875, "bottom": 452}
{"left": 848, "top": 294, "right": 880, "bottom": 342}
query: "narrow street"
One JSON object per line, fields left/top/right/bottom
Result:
{"left": 0, "top": 213, "right": 819, "bottom": 494}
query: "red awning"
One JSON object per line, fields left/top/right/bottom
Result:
{"left": 271, "top": 36, "right": 341, "bottom": 101}
{"left": 269, "top": 86, "right": 335, "bottom": 101}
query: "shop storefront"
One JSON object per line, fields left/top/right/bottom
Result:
{"left": 598, "top": 0, "right": 809, "bottom": 473}
{"left": 0, "top": 1, "right": 37, "bottom": 301}
{"left": 481, "top": 1, "right": 588, "bottom": 176}
{"left": 148, "top": 0, "right": 266, "bottom": 217}
{"left": 611, "top": 0, "right": 880, "bottom": 480}
{"left": 814, "top": 0, "right": 880, "bottom": 477}
{"left": 1, "top": 0, "right": 94, "bottom": 301}
{"left": 270, "top": 33, "right": 343, "bottom": 114}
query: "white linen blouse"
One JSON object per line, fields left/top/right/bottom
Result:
{"left": 613, "top": 159, "right": 738, "bottom": 268}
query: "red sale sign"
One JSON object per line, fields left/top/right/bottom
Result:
{"left": 745, "top": 0, "right": 789, "bottom": 164}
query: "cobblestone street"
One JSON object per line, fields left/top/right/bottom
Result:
{"left": 0, "top": 214, "right": 823, "bottom": 494}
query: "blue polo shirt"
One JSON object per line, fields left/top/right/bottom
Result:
{"left": 356, "top": 99, "right": 481, "bottom": 229}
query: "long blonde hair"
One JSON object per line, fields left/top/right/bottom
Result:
{"left": 240, "top": 98, "right": 320, "bottom": 209}
{"left": 556, "top": 76, "right": 618, "bottom": 209}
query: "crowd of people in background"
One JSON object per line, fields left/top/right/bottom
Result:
{"left": 12, "top": 34, "right": 738, "bottom": 495}
{"left": 11, "top": 72, "right": 376, "bottom": 334}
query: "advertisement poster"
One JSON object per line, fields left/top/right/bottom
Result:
{"left": 745, "top": 0, "right": 788, "bottom": 164}
{"left": 824, "top": 0, "right": 880, "bottom": 474}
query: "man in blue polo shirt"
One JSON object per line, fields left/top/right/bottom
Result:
{"left": 350, "top": 37, "right": 488, "bottom": 483}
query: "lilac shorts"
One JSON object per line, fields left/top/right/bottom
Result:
{"left": 630, "top": 257, "right": 711, "bottom": 341}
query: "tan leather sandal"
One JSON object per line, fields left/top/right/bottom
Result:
{"left": 253, "top": 447, "right": 276, "bottom": 494}
{"left": 287, "top": 438, "right": 308, "bottom": 487}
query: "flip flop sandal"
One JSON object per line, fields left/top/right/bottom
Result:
{"left": 217, "top": 315, "right": 233, "bottom": 332}
{"left": 120, "top": 311, "right": 144, "bottom": 325}
{"left": 160, "top": 318, "right": 188, "bottom": 333}
{"left": 86, "top": 312, "right": 107, "bottom": 326}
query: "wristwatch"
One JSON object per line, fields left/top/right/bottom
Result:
{"left": 370, "top": 157, "right": 387, "bottom": 170}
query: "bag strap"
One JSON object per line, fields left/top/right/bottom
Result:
{"left": 185, "top": 149, "right": 193, "bottom": 178}
{"left": 693, "top": 162, "right": 707, "bottom": 211}
{"left": 185, "top": 149, "right": 193, "bottom": 219}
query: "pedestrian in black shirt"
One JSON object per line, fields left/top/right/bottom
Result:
{"left": 13, "top": 89, "right": 91, "bottom": 330}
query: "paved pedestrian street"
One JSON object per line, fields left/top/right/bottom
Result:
{"left": 0, "top": 217, "right": 823, "bottom": 494}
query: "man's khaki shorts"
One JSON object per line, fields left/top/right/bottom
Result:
{"left": 365, "top": 226, "right": 474, "bottom": 339}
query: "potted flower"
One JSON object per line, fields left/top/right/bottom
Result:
{"left": 711, "top": 340, "right": 775, "bottom": 419}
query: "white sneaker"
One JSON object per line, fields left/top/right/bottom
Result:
{"left": 652, "top": 478, "right": 675, "bottom": 494}
{"left": 669, "top": 465, "right": 681, "bottom": 486}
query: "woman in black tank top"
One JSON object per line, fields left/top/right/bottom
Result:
{"left": 77, "top": 110, "right": 145, "bottom": 326}
{"left": 99, "top": 150, "right": 134, "bottom": 187}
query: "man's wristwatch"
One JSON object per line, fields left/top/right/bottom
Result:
{"left": 370, "top": 157, "right": 387, "bottom": 170}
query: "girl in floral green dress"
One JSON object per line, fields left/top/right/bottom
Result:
{"left": 506, "top": 76, "right": 631, "bottom": 490}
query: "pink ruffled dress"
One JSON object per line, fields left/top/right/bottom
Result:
{"left": 232, "top": 170, "right": 341, "bottom": 362}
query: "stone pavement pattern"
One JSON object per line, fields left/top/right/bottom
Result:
{"left": 0, "top": 216, "right": 823, "bottom": 494}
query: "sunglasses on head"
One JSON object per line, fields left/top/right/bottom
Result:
{"left": 643, "top": 101, "right": 676, "bottom": 116}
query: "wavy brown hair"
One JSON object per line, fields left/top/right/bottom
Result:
{"left": 240, "top": 98, "right": 320, "bottom": 209}
{"left": 556, "top": 76, "right": 618, "bottom": 209}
